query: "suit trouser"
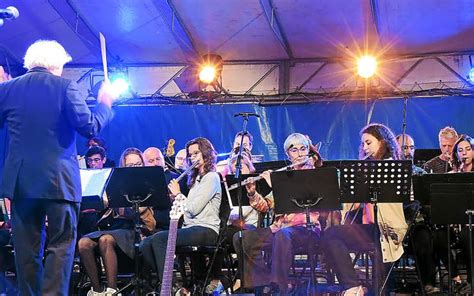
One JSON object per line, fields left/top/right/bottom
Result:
{"left": 11, "top": 198, "right": 79, "bottom": 296}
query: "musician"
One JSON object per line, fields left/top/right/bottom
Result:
{"left": 233, "top": 133, "right": 328, "bottom": 294}
{"left": 139, "top": 137, "right": 222, "bottom": 292}
{"left": 233, "top": 131, "right": 254, "bottom": 153}
{"left": 86, "top": 136, "right": 116, "bottom": 168}
{"left": 322, "top": 123, "right": 408, "bottom": 296}
{"left": 0, "top": 40, "right": 115, "bottom": 295}
{"left": 206, "top": 151, "right": 260, "bottom": 293}
{"left": 217, "top": 131, "right": 254, "bottom": 174}
{"left": 143, "top": 146, "right": 188, "bottom": 231}
{"left": 77, "top": 146, "right": 108, "bottom": 239}
{"left": 396, "top": 134, "right": 426, "bottom": 175}
{"left": 449, "top": 135, "right": 474, "bottom": 293}
{"left": 85, "top": 146, "right": 107, "bottom": 169}
{"left": 143, "top": 147, "right": 166, "bottom": 167}
{"left": 451, "top": 134, "right": 474, "bottom": 173}
{"left": 78, "top": 148, "right": 156, "bottom": 296}
{"left": 174, "top": 149, "right": 187, "bottom": 171}
{"left": 424, "top": 126, "right": 458, "bottom": 173}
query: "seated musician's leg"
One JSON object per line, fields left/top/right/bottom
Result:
{"left": 77, "top": 237, "right": 101, "bottom": 292}
{"left": 233, "top": 227, "right": 273, "bottom": 289}
{"left": 321, "top": 225, "right": 361, "bottom": 290}
{"left": 411, "top": 224, "right": 437, "bottom": 291}
{"left": 98, "top": 234, "right": 118, "bottom": 290}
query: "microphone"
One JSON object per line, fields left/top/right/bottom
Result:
{"left": 234, "top": 112, "right": 260, "bottom": 118}
{"left": 0, "top": 6, "right": 19, "bottom": 19}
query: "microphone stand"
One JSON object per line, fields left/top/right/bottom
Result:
{"left": 234, "top": 114, "right": 249, "bottom": 290}
{"left": 233, "top": 112, "right": 259, "bottom": 291}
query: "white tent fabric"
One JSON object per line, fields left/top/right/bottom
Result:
{"left": 1, "top": 0, "right": 473, "bottom": 101}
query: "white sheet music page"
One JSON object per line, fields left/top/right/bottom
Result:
{"left": 80, "top": 168, "right": 113, "bottom": 197}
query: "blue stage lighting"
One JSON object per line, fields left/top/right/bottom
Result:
{"left": 469, "top": 68, "right": 474, "bottom": 84}
{"left": 110, "top": 73, "right": 130, "bottom": 96}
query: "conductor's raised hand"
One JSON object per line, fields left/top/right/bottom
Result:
{"left": 97, "top": 80, "right": 118, "bottom": 108}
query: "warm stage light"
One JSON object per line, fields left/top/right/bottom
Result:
{"left": 199, "top": 66, "right": 217, "bottom": 84}
{"left": 198, "top": 54, "right": 223, "bottom": 85}
{"left": 357, "top": 55, "right": 377, "bottom": 78}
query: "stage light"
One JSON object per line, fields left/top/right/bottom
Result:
{"left": 199, "top": 66, "right": 217, "bottom": 84}
{"left": 357, "top": 55, "right": 377, "bottom": 78}
{"left": 469, "top": 68, "right": 474, "bottom": 83}
{"left": 109, "top": 73, "right": 130, "bottom": 97}
{"left": 198, "top": 54, "right": 223, "bottom": 84}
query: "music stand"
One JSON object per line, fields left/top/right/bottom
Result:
{"left": 413, "top": 149, "right": 440, "bottom": 168}
{"left": 430, "top": 180, "right": 474, "bottom": 294}
{"left": 271, "top": 167, "right": 341, "bottom": 295}
{"left": 324, "top": 160, "right": 412, "bottom": 295}
{"left": 105, "top": 166, "right": 168, "bottom": 295}
{"left": 80, "top": 168, "right": 112, "bottom": 211}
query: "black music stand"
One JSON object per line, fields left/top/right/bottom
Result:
{"left": 105, "top": 166, "right": 168, "bottom": 295}
{"left": 413, "top": 172, "right": 474, "bottom": 294}
{"left": 324, "top": 160, "right": 412, "bottom": 295}
{"left": 413, "top": 149, "right": 440, "bottom": 168}
{"left": 430, "top": 181, "right": 474, "bottom": 295}
{"left": 271, "top": 167, "right": 342, "bottom": 295}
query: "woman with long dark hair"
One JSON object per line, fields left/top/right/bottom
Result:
{"left": 140, "top": 137, "right": 222, "bottom": 292}
{"left": 451, "top": 134, "right": 474, "bottom": 173}
{"left": 322, "top": 123, "right": 408, "bottom": 296}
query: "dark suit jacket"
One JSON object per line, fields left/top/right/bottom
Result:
{"left": 0, "top": 67, "right": 113, "bottom": 202}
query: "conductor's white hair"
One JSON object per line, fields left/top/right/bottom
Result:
{"left": 23, "top": 40, "right": 72, "bottom": 71}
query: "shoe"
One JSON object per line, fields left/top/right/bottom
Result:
{"left": 86, "top": 287, "right": 104, "bottom": 296}
{"left": 424, "top": 284, "right": 440, "bottom": 294}
{"left": 342, "top": 285, "right": 365, "bottom": 296}
{"left": 103, "top": 287, "right": 122, "bottom": 296}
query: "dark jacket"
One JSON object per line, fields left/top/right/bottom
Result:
{"left": 0, "top": 67, "right": 113, "bottom": 202}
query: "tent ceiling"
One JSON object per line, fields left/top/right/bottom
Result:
{"left": 1, "top": 0, "right": 474, "bottom": 66}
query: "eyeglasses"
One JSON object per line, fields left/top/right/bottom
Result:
{"left": 288, "top": 146, "right": 309, "bottom": 154}
{"left": 125, "top": 162, "right": 143, "bottom": 167}
{"left": 86, "top": 157, "right": 103, "bottom": 164}
{"left": 402, "top": 145, "right": 415, "bottom": 150}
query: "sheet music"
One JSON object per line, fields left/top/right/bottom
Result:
{"left": 80, "top": 168, "right": 112, "bottom": 197}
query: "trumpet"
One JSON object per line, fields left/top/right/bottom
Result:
{"left": 227, "top": 156, "right": 313, "bottom": 191}
{"left": 175, "top": 161, "right": 199, "bottom": 183}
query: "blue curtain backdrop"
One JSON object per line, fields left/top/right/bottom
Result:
{"left": 1, "top": 96, "right": 473, "bottom": 171}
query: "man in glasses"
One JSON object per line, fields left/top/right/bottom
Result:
{"left": 85, "top": 146, "right": 107, "bottom": 169}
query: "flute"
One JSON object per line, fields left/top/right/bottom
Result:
{"left": 175, "top": 161, "right": 199, "bottom": 183}
{"left": 227, "top": 156, "right": 312, "bottom": 191}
